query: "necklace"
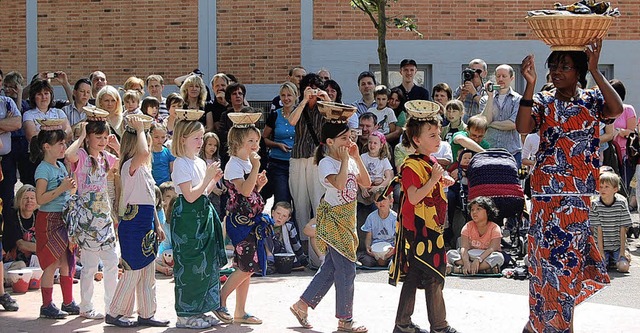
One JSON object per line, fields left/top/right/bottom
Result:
{"left": 17, "top": 211, "right": 34, "bottom": 235}
{"left": 555, "top": 88, "right": 578, "bottom": 102}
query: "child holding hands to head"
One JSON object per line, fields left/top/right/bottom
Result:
{"left": 105, "top": 117, "right": 169, "bottom": 328}
{"left": 32, "top": 128, "right": 79, "bottom": 319}
{"left": 218, "top": 119, "right": 271, "bottom": 326}
{"left": 590, "top": 172, "right": 632, "bottom": 273}
{"left": 446, "top": 196, "right": 504, "bottom": 275}
{"left": 390, "top": 114, "right": 458, "bottom": 333}
{"left": 290, "top": 121, "right": 371, "bottom": 332}
{"left": 359, "top": 131, "right": 393, "bottom": 204}
{"left": 65, "top": 120, "right": 119, "bottom": 320}
{"left": 170, "top": 119, "right": 227, "bottom": 329}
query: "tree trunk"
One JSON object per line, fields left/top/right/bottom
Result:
{"left": 377, "top": 0, "right": 389, "bottom": 87}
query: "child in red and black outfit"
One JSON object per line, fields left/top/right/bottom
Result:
{"left": 390, "top": 114, "right": 459, "bottom": 333}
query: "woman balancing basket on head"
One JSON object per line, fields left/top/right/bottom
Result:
{"left": 519, "top": 3, "right": 622, "bottom": 333}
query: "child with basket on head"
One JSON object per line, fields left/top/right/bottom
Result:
{"left": 199, "top": 132, "right": 226, "bottom": 214}
{"left": 105, "top": 117, "right": 169, "bottom": 328}
{"left": 31, "top": 127, "right": 79, "bottom": 319}
{"left": 65, "top": 118, "right": 119, "bottom": 320}
{"left": 390, "top": 113, "right": 459, "bottom": 333}
{"left": 290, "top": 121, "right": 371, "bottom": 332}
{"left": 264, "top": 201, "right": 308, "bottom": 274}
{"left": 218, "top": 114, "right": 271, "bottom": 326}
{"left": 359, "top": 131, "right": 393, "bottom": 204}
{"left": 170, "top": 117, "right": 227, "bottom": 329}
{"left": 358, "top": 193, "right": 396, "bottom": 268}
{"left": 590, "top": 171, "right": 632, "bottom": 273}
{"left": 446, "top": 196, "right": 504, "bottom": 275}
{"left": 150, "top": 123, "right": 175, "bottom": 186}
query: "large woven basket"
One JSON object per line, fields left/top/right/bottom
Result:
{"left": 526, "top": 14, "right": 614, "bottom": 51}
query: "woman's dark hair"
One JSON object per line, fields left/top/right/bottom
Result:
{"left": 608, "top": 79, "right": 626, "bottom": 101}
{"left": 28, "top": 79, "right": 54, "bottom": 110}
{"left": 468, "top": 196, "right": 500, "bottom": 222}
{"left": 314, "top": 122, "right": 350, "bottom": 165}
{"left": 74, "top": 78, "right": 91, "bottom": 91}
{"left": 546, "top": 51, "right": 588, "bottom": 90}
{"left": 29, "top": 129, "right": 66, "bottom": 163}
{"left": 83, "top": 120, "right": 111, "bottom": 172}
{"left": 299, "top": 73, "right": 323, "bottom": 102}
{"left": 390, "top": 87, "right": 407, "bottom": 116}
{"left": 431, "top": 82, "right": 453, "bottom": 100}
{"left": 224, "top": 82, "right": 246, "bottom": 105}
{"left": 165, "top": 92, "right": 184, "bottom": 108}
{"left": 323, "top": 79, "right": 342, "bottom": 103}
{"left": 401, "top": 116, "right": 440, "bottom": 149}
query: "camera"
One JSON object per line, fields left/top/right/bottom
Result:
{"left": 487, "top": 84, "right": 502, "bottom": 92}
{"left": 46, "top": 72, "right": 58, "bottom": 79}
{"left": 461, "top": 68, "right": 481, "bottom": 83}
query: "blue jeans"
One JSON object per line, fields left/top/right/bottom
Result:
{"left": 266, "top": 158, "right": 292, "bottom": 204}
{"left": 300, "top": 247, "right": 356, "bottom": 319}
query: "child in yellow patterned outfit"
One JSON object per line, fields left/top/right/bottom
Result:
{"left": 290, "top": 121, "right": 371, "bottom": 332}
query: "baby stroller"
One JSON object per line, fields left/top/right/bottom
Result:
{"left": 465, "top": 149, "right": 529, "bottom": 264}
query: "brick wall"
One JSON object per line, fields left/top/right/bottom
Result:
{"left": 313, "top": 0, "right": 640, "bottom": 40}
{"left": 216, "top": 0, "right": 301, "bottom": 84}
{"left": 0, "top": 0, "right": 27, "bottom": 76}
{"left": 36, "top": 0, "right": 199, "bottom": 86}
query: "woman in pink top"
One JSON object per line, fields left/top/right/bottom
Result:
{"left": 609, "top": 80, "right": 636, "bottom": 158}
{"left": 446, "top": 196, "right": 504, "bottom": 275}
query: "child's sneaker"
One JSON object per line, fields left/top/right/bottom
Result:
{"left": 0, "top": 293, "right": 19, "bottom": 311}
{"left": 80, "top": 309, "right": 105, "bottom": 319}
{"left": 40, "top": 303, "right": 68, "bottom": 319}
{"left": 61, "top": 300, "right": 80, "bottom": 315}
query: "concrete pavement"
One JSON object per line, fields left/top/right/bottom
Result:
{"left": 1, "top": 263, "right": 639, "bottom": 333}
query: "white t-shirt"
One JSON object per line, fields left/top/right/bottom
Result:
{"left": 432, "top": 140, "right": 453, "bottom": 164}
{"left": 366, "top": 106, "right": 397, "bottom": 135}
{"left": 361, "top": 210, "right": 397, "bottom": 246}
{"left": 172, "top": 156, "right": 207, "bottom": 195}
{"left": 318, "top": 156, "right": 359, "bottom": 206}
{"left": 224, "top": 156, "right": 252, "bottom": 181}
{"left": 360, "top": 153, "right": 392, "bottom": 183}
{"left": 120, "top": 159, "right": 155, "bottom": 208}
{"left": 23, "top": 108, "right": 67, "bottom": 131}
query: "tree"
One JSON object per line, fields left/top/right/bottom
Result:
{"left": 350, "top": 0, "right": 422, "bottom": 87}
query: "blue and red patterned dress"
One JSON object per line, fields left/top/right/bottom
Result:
{"left": 528, "top": 89, "right": 610, "bottom": 332}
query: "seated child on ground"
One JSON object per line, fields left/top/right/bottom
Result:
{"left": 155, "top": 183, "right": 177, "bottom": 276}
{"left": 357, "top": 193, "right": 396, "bottom": 267}
{"left": 590, "top": 171, "right": 632, "bottom": 273}
{"left": 265, "top": 202, "right": 308, "bottom": 274}
{"left": 446, "top": 196, "right": 504, "bottom": 275}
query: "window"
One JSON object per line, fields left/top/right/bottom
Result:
{"left": 585, "top": 65, "right": 614, "bottom": 89}
{"left": 369, "top": 64, "right": 432, "bottom": 90}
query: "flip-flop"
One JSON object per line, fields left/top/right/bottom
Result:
{"left": 290, "top": 305, "right": 313, "bottom": 329}
{"left": 234, "top": 313, "right": 262, "bottom": 325}
{"left": 212, "top": 307, "right": 233, "bottom": 324}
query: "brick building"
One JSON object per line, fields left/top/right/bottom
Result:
{"left": 2, "top": 0, "right": 640, "bottom": 107}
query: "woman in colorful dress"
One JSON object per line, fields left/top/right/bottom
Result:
{"left": 516, "top": 39, "right": 623, "bottom": 333}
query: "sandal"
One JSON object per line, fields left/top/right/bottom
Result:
{"left": 176, "top": 315, "right": 212, "bottom": 329}
{"left": 234, "top": 313, "right": 262, "bottom": 325}
{"left": 290, "top": 304, "right": 312, "bottom": 329}
{"left": 212, "top": 307, "right": 233, "bottom": 324}
{"left": 338, "top": 319, "right": 368, "bottom": 333}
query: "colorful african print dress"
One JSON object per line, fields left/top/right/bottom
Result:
{"left": 390, "top": 154, "right": 448, "bottom": 285}
{"left": 528, "top": 89, "right": 610, "bottom": 332}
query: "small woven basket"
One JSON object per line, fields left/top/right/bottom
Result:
{"left": 526, "top": 14, "right": 614, "bottom": 51}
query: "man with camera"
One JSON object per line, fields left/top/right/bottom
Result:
{"left": 454, "top": 59, "right": 487, "bottom": 122}
{"left": 394, "top": 59, "right": 430, "bottom": 101}
{"left": 479, "top": 64, "right": 523, "bottom": 166}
